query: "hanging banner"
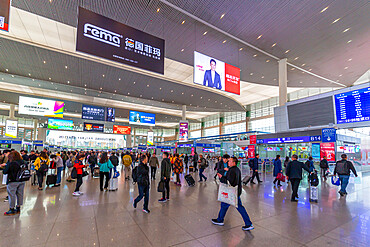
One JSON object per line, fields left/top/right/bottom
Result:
{"left": 113, "top": 125, "right": 131, "bottom": 135}
{"left": 5, "top": 119, "right": 17, "bottom": 138}
{"left": 18, "top": 96, "right": 64, "bottom": 118}
{"left": 0, "top": 0, "right": 10, "bottom": 32}
{"left": 147, "top": 131, "right": 154, "bottom": 146}
{"left": 312, "top": 143, "right": 321, "bottom": 159}
{"left": 179, "top": 121, "right": 189, "bottom": 142}
{"left": 320, "top": 142, "right": 335, "bottom": 162}
{"left": 248, "top": 145, "right": 255, "bottom": 158}
{"left": 249, "top": 135, "right": 257, "bottom": 144}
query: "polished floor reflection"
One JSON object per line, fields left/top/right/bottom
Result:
{"left": 1, "top": 166, "right": 369, "bottom": 247}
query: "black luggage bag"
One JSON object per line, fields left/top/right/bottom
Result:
{"left": 46, "top": 174, "right": 57, "bottom": 186}
{"left": 185, "top": 174, "right": 195, "bottom": 186}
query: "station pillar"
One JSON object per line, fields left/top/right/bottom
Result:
{"left": 279, "top": 58, "right": 288, "bottom": 106}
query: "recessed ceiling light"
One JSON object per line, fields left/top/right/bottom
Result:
{"left": 100, "top": 87, "right": 102, "bottom": 90}
{"left": 67, "top": 81, "right": 70, "bottom": 84}
{"left": 222, "top": 40, "right": 227, "bottom": 43}
{"left": 203, "top": 31, "right": 207, "bottom": 35}
{"left": 348, "top": 58, "right": 352, "bottom": 62}
{"left": 160, "top": 87, "right": 162, "bottom": 90}
{"left": 181, "top": 20, "right": 185, "bottom": 24}
{"left": 314, "top": 81, "right": 318, "bottom": 83}
{"left": 5, "top": 69, "right": 8, "bottom": 71}
{"left": 301, "top": 63, "right": 305, "bottom": 66}
{"left": 344, "top": 67, "right": 348, "bottom": 69}
{"left": 11, "top": 75, "right": 14, "bottom": 77}
{"left": 332, "top": 18, "right": 340, "bottom": 24}
{"left": 119, "top": 78, "right": 121, "bottom": 81}
{"left": 220, "top": 14, "right": 225, "bottom": 19}
{"left": 291, "top": 68, "right": 295, "bottom": 70}
{"left": 253, "top": 54, "right": 257, "bottom": 57}
{"left": 128, "top": 92, "right": 130, "bottom": 95}
{"left": 320, "top": 6, "right": 329, "bottom": 13}
{"left": 102, "top": 74, "right": 105, "bottom": 77}
{"left": 49, "top": 77, "right": 51, "bottom": 80}
{"left": 309, "top": 68, "right": 312, "bottom": 71}
{"left": 32, "top": 79, "right": 35, "bottom": 81}
{"left": 191, "top": 94, "right": 193, "bottom": 97}
{"left": 65, "top": 66, "right": 68, "bottom": 69}
{"left": 28, "top": 73, "right": 31, "bottom": 76}
{"left": 285, "top": 50, "right": 290, "bottom": 53}
{"left": 200, "top": 96, "right": 203, "bottom": 99}
{"left": 151, "top": 97, "right": 154, "bottom": 99}
{"left": 257, "top": 34, "right": 262, "bottom": 40}
{"left": 157, "top": 8, "right": 160, "bottom": 12}
{"left": 339, "top": 74, "right": 343, "bottom": 77}
{"left": 250, "top": 73, "right": 253, "bottom": 75}
{"left": 84, "top": 84, "right": 87, "bottom": 87}
{"left": 140, "top": 95, "right": 142, "bottom": 97}
{"left": 343, "top": 28, "right": 350, "bottom": 33}
{"left": 162, "top": 99, "right": 164, "bottom": 101}
{"left": 181, "top": 92, "right": 184, "bottom": 95}
{"left": 299, "top": 81, "right": 303, "bottom": 84}
{"left": 266, "top": 60, "right": 270, "bottom": 63}
{"left": 239, "top": 48, "right": 243, "bottom": 51}
{"left": 294, "top": 57, "right": 299, "bottom": 60}
{"left": 181, "top": 49, "right": 184, "bottom": 52}
{"left": 347, "top": 40, "right": 352, "bottom": 43}
{"left": 43, "top": 61, "right": 46, "bottom": 64}
{"left": 261, "top": 76, "right": 265, "bottom": 79}
{"left": 271, "top": 43, "right": 276, "bottom": 47}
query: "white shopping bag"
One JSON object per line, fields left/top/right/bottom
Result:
{"left": 217, "top": 182, "right": 238, "bottom": 207}
{"left": 170, "top": 172, "right": 176, "bottom": 182}
{"left": 2, "top": 174, "right": 8, "bottom": 185}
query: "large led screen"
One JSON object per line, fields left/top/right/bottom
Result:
{"left": 76, "top": 7, "right": 165, "bottom": 74}
{"left": 48, "top": 118, "right": 73, "bottom": 130}
{"left": 129, "top": 111, "right": 155, "bottom": 126}
{"left": 83, "top": 123, "right": 104, "bottom": 132}
{"left": 106, "top": 107, "right": 115, "bottom": 122}
{"left": 194, "top": 51, "right": 240, "bottom": 95}
{"left": 335, "top": 87, "right": 370, "bottom": 124}
{"left": 18, "top": 96, "right": 64, "bottom": 118}
{"left": 82, "top": 105, "right": 105, "bottom": 121}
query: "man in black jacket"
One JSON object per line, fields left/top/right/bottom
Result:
{"left": 159, "top": 152, "right": 172, "bottom": 202}
{"left": 133, "top": 154, "right": 150, "bottom": 213}
{"left": 320, "top": 156, "right": 329, "bottom": 181}
{"left": 212, "top": 157, "right": 254, "bottom": 231}
{"left": 334, "top": 154, "right": 358, "bottom": 196}
{"left": 286, "top": 154, "right": 311, "bottom": 202}
{"left": 214, "top": 154, "right": 230, "bottom": 180}
{"left": 249, "top": 154, "right": 263, "bottom": 184}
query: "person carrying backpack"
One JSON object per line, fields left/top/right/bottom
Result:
{"left": 88, "top": 152, "right": 97, "bottom": 177}
{"left": 122, "top": 152, "right": 132, "bottom": 180}
{"left": 334, "top": 154, "right": 358, "bottom": 196}
{"left": 33, "top": 151, "right": 50, "bottom": 190}
{"left": 1, "top": 151, "right": 27, "bottom": 216}
{"left": 72, "top": 154, "right": 87, "bottom": 196}
{"left": 320, "top": 156, "right": 329, "bottom": 181}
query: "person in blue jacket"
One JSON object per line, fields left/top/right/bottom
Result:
{"left": 249, "top": 154, "right": 263, "bottom": 184}
{"left": 305, "top": 157, "right": 315, "bottom": 172}
{"left": 273, "top": 155, "right": 283, "bottom": 186}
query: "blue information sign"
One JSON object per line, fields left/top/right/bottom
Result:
{"left": 312, "top": 143, "right": 321, "bottom": 159}
{"left": 335, "top": 87, "right": 370, "bottom": 124}
{"left": 322, "top": 128, "right": 336, "bottom": 142}
{"left": 129, "top": 111, "right": 155, "bottom": 126}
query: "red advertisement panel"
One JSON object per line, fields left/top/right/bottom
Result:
{"left": 320, "top": 142, "right": 335, "bottom": 162}
{"left": 249, "top": 135, "right": 257, "bottom": 145}
{"left": 0, "top": 0, "right": 10, "bottom": 32}
{"left": 248, "top": 145, "right": 255, "bottom": 159}
{"left": 225, "top": 63, "right": 240, "bottom": 95}
{"left": 113, "top": 125, "right": 131, "bottom": 135}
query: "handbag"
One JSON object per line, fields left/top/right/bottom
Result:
{"left": 71, "top": 167, "right": 77, "bottom": 179}
{"left": 217, "top": 182, "right": 238, "bottom": 207}
{"left": 157, "top": 180, "right": 165, "bottom": 193}
{"left": 331, "top": 176, "right": 340, "bottom": 186}
{"left": 82, "top": 170, "right": 89, "bottom": 177}
{"left": 276, "top": 173, "right": 286, "bottom": 182}
{"left": 170, "top": 172, "right": 176, "bottom": 182}
{"left": 113, "top": 171, "right": 120, "bottom": 178}
{"left": 2, "top": 174, "right": 8, "bottom": 185}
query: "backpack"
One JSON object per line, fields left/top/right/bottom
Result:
{"left": 309, "top": 172, "right": 319, "bottom": 186}
{"left": 132, "top": 166, "right": 138, "bottom": 183}
{"left": 39, "top": 159, "right": 49, "bottom": 173}
{"left": 110, "top": 155, "right": 119, "bottom": 167}
{"left": 88, "top": 155, "right": 96, "bottom": 165}
{"left": 66, "top": 159, "right": 73, "bottom": 168}
{"left": 16, "top": 163, "right": 31, "bottom": 182}
{"left": 335, "top": 161, "right": 347, "bottom": 175}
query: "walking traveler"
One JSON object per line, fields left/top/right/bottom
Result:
{"left": 184, "top": 154, "right": 189, "bottom": 169}
{"left": 66, "top": 152, "right": 76, "bottom": 182}
{"left": 198, "top": 154, "right": 208, "bottom": 182}
{"left": 334, "top": 154, "right": 358, "bottom": 196}
{"left": 173, "top": 153, "right": 184, "bottom": 186}
{"left": 273, "top": 155, "right": 283, "bottom": 186}
{"left": 159, "top": 152, "right": 172, "bottom": 202}
{"left": 109, "top": 152, "right": 119, "bottom": 174}
{"left": 149, "top": 153, "right": 159, "bottom": 180}
{"left": 133, "top": 154, "right": 150, "bottom": 213}
{"left": 50, "top": 154, "right": 64, "bottom": 187}
{"left": 98, "top": 152, "right": 114, "bottom": 191}
{"left": 88, "top": 152, "right": 98, "bottom": 177}
{"left": 212, "top": 157, "right": 254, "bottom": 231}
{"left": 305, "top": 157, "right": 315, "bottom": 172}
{"left": 1, "top": 151, "right": 26, "bottom": 216}
{"left": 122, "top": 152, "right": 132, "bottom": 180}
{"left": 34, "top": 151, "right": 50, "bottom": 190}
{"left": 72, "top": 154, "right": 87, "bottom": 196}
{"left": 250, "top": 154, "right": 263, "bottom": 184}
{"left": 285, "top": 154, "right": 311, "bottom": 202}
{"left": 215, "top": 154, "right": 230, "bottom": 180}
{"left": 284, "top": 156, "right": 290, "bottom": 168}
{"left": 320, "top": 156, "right": 329, "bottom": 181}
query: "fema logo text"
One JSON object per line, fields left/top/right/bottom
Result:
{"left": 84, "top": 23, "right": 122, "bottom": 47}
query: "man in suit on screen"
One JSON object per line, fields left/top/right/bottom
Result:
{"left": 203, "top": 59, "right": 222, "bottom": 90}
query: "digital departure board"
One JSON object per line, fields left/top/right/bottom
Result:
{"left": 335, "top": 87, "right": 370, "bottom": 124}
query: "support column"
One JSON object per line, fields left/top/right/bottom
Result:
{"left": 279, "top": 58, "right": 288, "bottom": 106}
{"left": 33, "top": 119, "right": 38, "bottom": 140}
{"left": 9, "top": 104, "right": 15, "bottom": 119}
{"left": 182, "top": 105, "right": 186, "bottom": 121}
{"left": 126, "top": 134, "right": 132, "bottom": 148}
{"left": 133, "top": 128, "right": 136, "bottom": 147}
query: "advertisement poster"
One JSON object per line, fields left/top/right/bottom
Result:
{"left": 5, "top": 119, "right": 17, "bottom": 138}
{"left": 147, "top": 131, "right": 154, "bottom": 146}
{"left": 76, "top": 7, "right": 165, "bottom": 74}
{"left": 320, "top": 142, "right": 335, "bottom": 162}
{"left": 83, "top": 123, "right": 104, "bottom": 132}
{"left": 48, "top": 118, "right": 73, "bottom": 130}
{"left": 248, "top": 145, "right": 255, "bottom": 158}
{"left": 312, "top": 143, "right": 320, "bottom": 159}
{"left": 82, "top": 105, "right": 105, "bottom": 121}
{"left": 194, "top": 51, "right": 240, "bottom": 95}
{"left": 322, "top": 128, "right": 336, "bottom": 142}
{"left": 18, "top": 96, "right": 64, "bottom": 118}
{"left": 249, "top": 135, "right": 256, "bottom": 144}
{"left": 106, "top": 107, "right": 115, "bottom": 122}
{"left": 0, "top": 0, "right": 10, "bottom": 32}
{"left": 113, "top": 125, "right": 131, "bottom": 135}
{"left": 179, "top": 121, "right": 189, "bottom": 142}
{"left": 129, "top": 111, "right": 155, "bottom": 126}
{"left": 203, "top": 148, "right": 215, "bottom": 153}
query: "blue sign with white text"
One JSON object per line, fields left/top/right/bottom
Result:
{"left": 322, "top": 128, "right": 336, "bottom": 142}
{"left": 129, "top": 111, "right": 155, "bottom": 126}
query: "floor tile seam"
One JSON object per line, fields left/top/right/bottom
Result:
{"left": 130, "top": 216, "right": 155, "bottom": 247}
{"left": 44, "top": 192, "right": 67, "bottom": 244}
{"left": 321, "top": 234, "right": 358, "bottom": 247}
{"left": 168, "top": 238, "right": 206, "bottom": 247}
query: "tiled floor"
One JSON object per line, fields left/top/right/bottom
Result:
{"left": 1, "top": 166, "right": 369, "bottom": 247}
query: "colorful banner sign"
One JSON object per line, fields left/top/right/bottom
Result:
{"left": 248, "top": 145, "right": 255, "bottom": 158}
{"left": 5, "top": 119, "right": 17, "bottom": 138}
{"left": 76, "top": 7, "right": 165, "bottom": 74}
{"left": 249, "top": 135, "right": 256, "bottom": 144}
{"left": 129, "top": 111, "right": 155, "bottom": 126}
{"left": 194, "top": 51, "right": 240, "bottom": 95}
{"left": 322, "top": 128, "right": 336, "bottom": 142}
{"left": 203, "top": 148, "right": 215, "bottom": 153}
{"left": 113, "top": 125, "right": 131, "bottom": 135}
{"left": 48, "top": 118, "right": 73, "bottom": 130}
{"left": 18, "top": 96, "right": 64, "bottom": 118}
{"left": 0, "top": 0, "right": 10, "bottom": 32}
{"left": 83, "top": 123, "right": 104, "bottom": 132}
{"left": 179, "top": 121, "right": 189, "bottom": 142}
{"left": 320, "top": 142, "right": 335, "bottom": 162}
{"left": 147, "top": 131, "right": 154, "bottom": 146}
{"left": 312, "top": 143, "right": 321, "bottom": 159}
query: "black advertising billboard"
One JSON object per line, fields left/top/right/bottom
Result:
{"left": 0, "top": 0, "right": 11, "bottom": 32}
{"left": 82, "top": 105, "right": 105, "bottom": 121}
{"left": 76, "top": 7, "right": 165, "bottom": 74}
{"left": 83, "top": 123, "right": 104, "bottom": 132}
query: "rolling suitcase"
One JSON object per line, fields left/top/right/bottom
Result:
{"left": 109, "top": 177, "right": 118, "bottom": 191}
{"left": 46, "top": 174, "right": 57, "bottom": 186}
{"left": 184, "top": 174, "right": 195, "bottom": 186}
{"left": 242, "top": 175, "right": 252, "bottom": 185}
{"left": 31, "top": 171, "right": 38, "bottom": 186}
{"left": 93, "top": 167, "right": 100, "bottom": 178}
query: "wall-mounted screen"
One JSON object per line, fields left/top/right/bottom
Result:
{"left": 106, "top": 107, "right": 115, "bottom": 122}
{"left": 203, "top": 148, "right": 215, "bottom": 153}
{"left": 129, "top": 111, "right": 155, "bottom": 126}
{"left": 48, "top": 118, "right": 73, "bottom": 130}
{"left": 83, "top": 122, "right": 104, "bottom": 132}
{"left": 335, "top": 87, "right": 370, "bottom": 124}
{"left": 82, "top": 105, "right": 105, "bottom": 121}
{"left": 194, "top": 51, "right": 240, "bottom": 95}
{"left": 113, "top": 125, "right": 131, "bottom": 135}
{"left": 18, "top": 96, "right": 64, "bottom": 118}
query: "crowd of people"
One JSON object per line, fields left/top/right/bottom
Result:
{"left": 0, "top": 148, "right": 359, "bottom": 232}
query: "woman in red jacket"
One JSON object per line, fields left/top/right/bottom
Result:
{"left": 73, "top": 154, "right": 86, "bottom": 196}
